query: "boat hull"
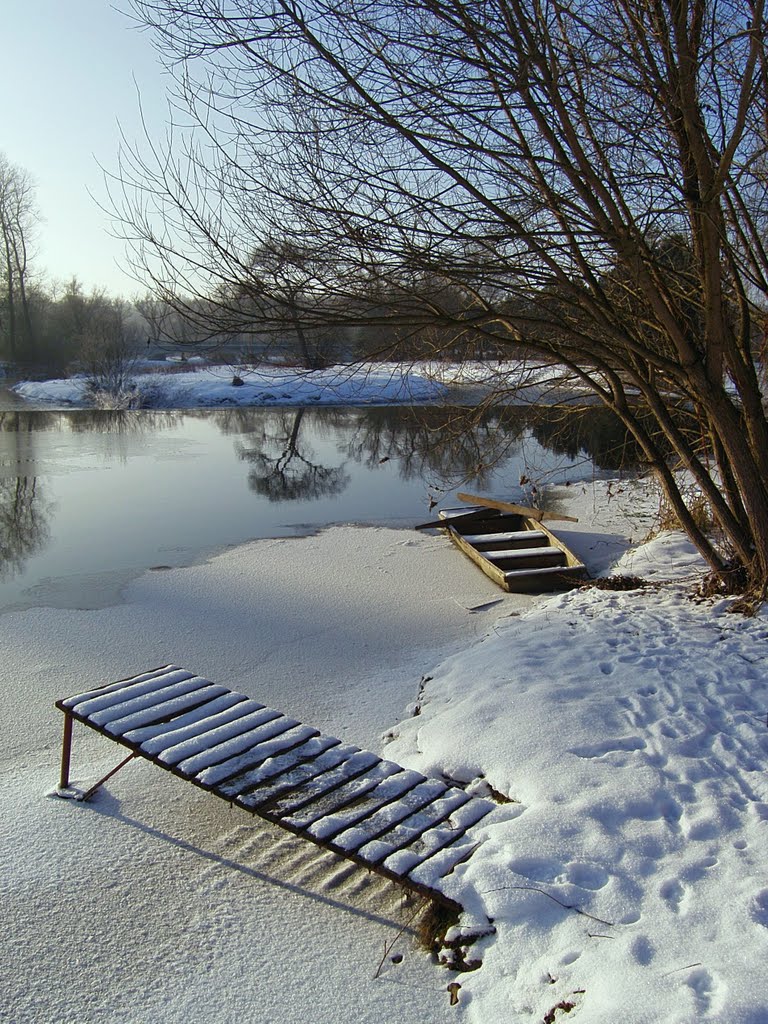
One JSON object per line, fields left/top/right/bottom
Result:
{"left": 437, "top": 506, "right": 586, "bottom": 593}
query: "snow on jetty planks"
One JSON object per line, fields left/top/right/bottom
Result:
{"left": 55, "top": 665, "right": 495, "bottom": 910}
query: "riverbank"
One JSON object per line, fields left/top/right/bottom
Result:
{"left": 3, "top": 478, "right": 767, "bottom": 1023}
{"left": 8, "top": 359, "right": 572, "bottom": 410}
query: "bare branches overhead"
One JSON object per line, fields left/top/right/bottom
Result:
{"left": 118, "top": 0, "right": 768, "bottom": 590}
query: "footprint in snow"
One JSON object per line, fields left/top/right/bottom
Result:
{"left": 559, "top": 950, "right": 581, "bottom": 966}
{"left": 687, "top": 967, "right": 725, "bottom": 1016}
{"left": 660, "top": 877, "right": 687, "bottom": 913}
{"left": 570, "top": 736, "right": 646, "bottom": 759}
{"left": 749, "top": 889, "right": 768, "bottom": 927}
{"left": 630, "top": 935, "right": 655, "bottom": 966}
{"left": 685, "top": 817, "right": 722, "bottom": 842}
{"left": 566, "top": 863, "right": 609, "bottom": 891}
{"left": 619, "top": 909, "right": 641, "bottom": 925}
{"left": 507, "top": 855, "right": 563, "bottom": 884}
{"left": 681, "top": 856, "right": 718, "bottom": 883}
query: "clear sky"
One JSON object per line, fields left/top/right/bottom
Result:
{"left": 2, "top": 2, "right": 172, "bottom": 297}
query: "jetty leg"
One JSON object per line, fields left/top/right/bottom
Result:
{"left": 59, "top": 712, "right": 74, "bottom": 790}
{"left": 80, "top": 752, "right": 137, "bottom": 802}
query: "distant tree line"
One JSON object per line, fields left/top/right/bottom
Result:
{"left": 0, "top": 152, "right": 149, "bottom": 373}
{"left": 1, "top": 148, "right": 481, "bottom": 372}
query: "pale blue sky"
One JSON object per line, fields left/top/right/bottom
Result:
{"left": 3, "top": 2, "right": 172, "bottom": 296}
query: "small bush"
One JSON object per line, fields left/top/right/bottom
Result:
{"left": 655, "top": 488, "right": 713, "bottom": 535}
{"left": 580, "top": 575, "right": 651, "bottom": 592}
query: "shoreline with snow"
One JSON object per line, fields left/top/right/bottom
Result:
{"left": 3, "top": 476, "right": 767, "bottom": 1023}
{"left": 9, "top": 359, "right": 578, "bottom": 410}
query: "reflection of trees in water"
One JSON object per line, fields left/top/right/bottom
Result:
{"left": 208, "top": 405, "right": 348, "bottom": 436}
{"left": 526, "top": 406, "right": 643, "bottom": 472}
{"left": 346, "top": 404, "right": 643, "bottom": 482}
{"left": 65, "top": 409, "right": 183, "bottom": 434}
{"left": 2, "top": 407, "right": 186, "bottom": 469}
{"left": 219, "top": 405, "right": 531, "bottom": 502}
{"left": 343, "top": 405, "right": 530, "bottom": 488}
{"left": 0, "top": 410, "right": 53, "bottom": 580}
{"left": 0, "top": 476, "right": 50, "bottom": 579}
{"left": 0, "top": 402, "right": 645, "bottom": 583}
{"left": 0, "top": 409, "right": 58, "bottom": 435}
{"left": 235, "top": 408, "right": 350, "bottom": 502}
{"left": 64, "top": 410, "right": 184, "bottom": 466}
{"left": 0, "top": 408, "right": 183, "bottom": 437}
{"left": 215, "top": 403, "right": 643, "bottom": 505}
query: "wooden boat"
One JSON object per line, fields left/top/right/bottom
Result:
{"left": 421, "top": 493, "right": 587, "bottom": 593}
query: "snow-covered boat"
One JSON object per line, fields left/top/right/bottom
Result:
{"left": 431, "top": 494, "right": 587, "bottom": 593}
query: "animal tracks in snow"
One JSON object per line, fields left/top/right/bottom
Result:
{"left": 629, "top": 935, "right": 655, "bottom": 966}
{"left": 541, "top": 594, "right": 768, "bottom": 995}
{"left": 659, "top": 877, "right": 689, "bottom": 914}
{"left": 659, "top": 854, "right": 719, "bottom": 916}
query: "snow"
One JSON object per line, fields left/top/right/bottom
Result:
{"left": 2, "top": 523, "right": 526, "bottom": 1024}
{"left": 385, "top": 583, "right": 768, "bottom": 1021}
{"left": 421, "top": 358, "right": 580, "bottom": 398}
{"left": 9, "top": 358, "right": 590, "bottom": 410}
{"left": 4, "top": 349, "right": 764, "bottom": 1020}
{"left": 3, "top": 463, "right": 768, "bottom": 1021}
{"left": 12, "top": 362, "right": 450, "bottom": 408}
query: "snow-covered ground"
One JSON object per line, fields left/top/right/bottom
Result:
{"left": 6, "top": 357, "right": 768, "bottom": 1021}
{"left": 3, "top": 471, "right": 767, "bottom": 1023}
{"left": 387, "top": 494, "right": 768, "bottom": 1023}
{"left": 10, "top": 359, "right": 576, "bottom": 410}
{"left": 12, "top": 362, "right": 449, "bottom": 409}
{"left": 3, "top": 525, "right": 520, "bottom": 1024}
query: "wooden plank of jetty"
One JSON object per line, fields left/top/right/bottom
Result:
{"left": 55, "top": 665, "right": 496, "bottom": 911}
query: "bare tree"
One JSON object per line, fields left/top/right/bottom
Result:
{"left": 0, "top": 153, "right": 37, "bottom": 362}
{"left": 117, "top": 0, "right": 768, "bottom": 591}
{"left": 47, "top": 278, "right": 143, "bottom": 404}
{"left": 79, "top": 295, "right": 144, "bottom": 407}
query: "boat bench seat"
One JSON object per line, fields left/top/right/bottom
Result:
{"left": 486, "top": 545, "right": 565, "bottom": 562}
{"left": 463, "top": 530, "right": 547, "bottom": 544}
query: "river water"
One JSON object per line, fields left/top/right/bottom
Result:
{"left": 0, "top": 399, "right": 631, "bottom": 614}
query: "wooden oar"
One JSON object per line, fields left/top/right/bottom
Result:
{"left": 456, "top": 491, "right": 579, "bottom": 523}
{"left": 414, "top": 507, "right": 499, "bottom": 530}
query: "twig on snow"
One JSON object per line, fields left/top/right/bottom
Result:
{"left": 662, "top": 962, "right": 703, "bottom": 978}
{"left": 482, "top": 884, "right": 614, "bottom": 927}
{"left": 373, "top": 900, "right": 425, "bottom": 979}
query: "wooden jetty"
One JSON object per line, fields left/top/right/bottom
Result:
{"left": 56, "top": 666, "right": 495, "bottom": 911}
{"left": 418, "top": 493, "right": 586, "bottom": 593}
